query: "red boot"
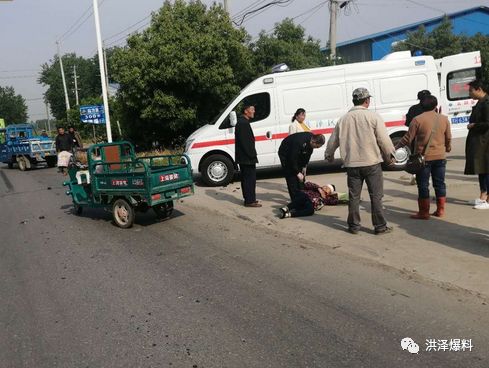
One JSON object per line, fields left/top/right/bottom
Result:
{"left": 432, "top": 197, "right": 446, "bottom": 217}
{"left": 410, "top": 198, "right": 430, "bottom": 220}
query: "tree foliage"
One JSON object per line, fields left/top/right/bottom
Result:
{"left": 0, "top": 85, "right": 28, "bottom": 123}
{"left": 392, "top": 17, "right": 489, "bottom": 81}
{"left": 251, "top": 18, "right": 328, "bottom": 75}
{"left": 110, "top": 0, "right": 254, "bottom": 147}
{"left": 39, "top": 54, "right": 101, "bottom": 121}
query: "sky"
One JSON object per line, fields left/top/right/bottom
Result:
{"left": 0, "top": 0, "right": 486, "bottom": 122}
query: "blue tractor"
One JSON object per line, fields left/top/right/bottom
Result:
{"left": 0, "top": 124, "right": 57, "bottom": 171}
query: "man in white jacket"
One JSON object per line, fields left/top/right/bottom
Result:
{"left": 325, "top": 87, "right": 395, "bottom": 235}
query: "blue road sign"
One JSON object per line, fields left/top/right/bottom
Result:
{"left": 80, "top": 105, "right": 106, "bottom": 125}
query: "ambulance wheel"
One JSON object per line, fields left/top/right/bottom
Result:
{"left": 153, "top": 201, "right": 174, "bottom": 219}
{"left": 112, "top": 198, "right": 135, "bottom": 228}
{"left": 383, "top": 135, "right": 404, "bottom": 171}
{"left": 46, "top": 156, "right": 57, "bottom": 168}
{"left": 201, "top": 154, "right": 234, "bottom": 187}
{"left": 17, "top": 156, "right": 28, "bottom": 171}
{"left": 7, "top": 161, "right": 13, "bottom": 169}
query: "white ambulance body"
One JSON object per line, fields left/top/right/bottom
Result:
{"left": 184, "top": 51, "right": 481, "bottom": 186}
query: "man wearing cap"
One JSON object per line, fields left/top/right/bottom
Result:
{"left": 325, "top": 87, "right": 395, "bottom": 235}
{"left": 405, "top": 90, "right": 431, "bottom": 127}
{"left": 235, "top": 104, "right": 261, "bottom": 207}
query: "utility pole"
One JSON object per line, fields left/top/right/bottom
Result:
{"left": 328, "top": 0, "right": 339, "bottom": 63}
{"left": 223, "top": 0, "right": 229, "bottom": 14}
{"left": 56, "top": 41, "right": 71, "bottom": 114}
{"left": 73, "top": 65, "right": 80, "bottom": 106}
{"left": 45, "top": 102, "right": 51, "bottom": 133}
{"left": 329, "top": 0, "right": 352, "bottom": 64}
{"left": 103, "top": 43, "right": 109, "bottom": 92}
{"left": 93, "top": 0, "right": 112, "bottom": 142}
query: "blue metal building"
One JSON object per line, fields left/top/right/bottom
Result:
{"left": 332, "top": 6, "right": 489, "bottom": 62}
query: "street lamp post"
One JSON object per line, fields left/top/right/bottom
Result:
{"left": 93, "top": 0, "right": 112, "bottom": 142}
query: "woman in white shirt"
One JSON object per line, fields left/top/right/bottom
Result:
{"left": 289, "top": 108, "right": 311, "bottom": 135}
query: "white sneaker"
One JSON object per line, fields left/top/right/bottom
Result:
{"left": 474, "top": 201, "right": 489, "bottom": 210}
{"left": 468, "top": 198, "right": 487, "bottom": 206}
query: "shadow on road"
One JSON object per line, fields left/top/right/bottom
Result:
{"left": 60, "top": 204, "right": 185, "bottom": 228}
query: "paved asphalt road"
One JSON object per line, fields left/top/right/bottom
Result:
{"left": 1, "top": 165, "right": 488, "bottom": 368}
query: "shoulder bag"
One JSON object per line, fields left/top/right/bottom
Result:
{"left": 405, "top": 115, "right": 439, "bottom": 175}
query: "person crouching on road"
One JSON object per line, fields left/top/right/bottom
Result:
{"left": 235, "top": 104, "right": 261, "bottom": 207}
{"left": 279, "top": 182, "right": 344, "bottom": 218}
{"left": 325, "top": 87, "right": 395, "bottom": 235}
{"left": 396, "top": 95, "right": 451, "bottom": 219}
{"left": 55, "top": 127, "right": 73, "bottom": 176}
{"left": 278, "top": 132, "right": 325, "bottom": 201}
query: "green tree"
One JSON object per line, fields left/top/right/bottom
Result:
{"left": 251, "top": 18, "right": 328, "bottom": 75}
{"left": 0, "top": 86, "right": 28, "bottom": 123}
{"left": 39, "top": 54, "right": 101, "bottom": 121}
{"left": 392, "top": 18, "right": 463, "bottom": 58}
{"left": 392, "top": 17, "right": 489, "bottom": 80}
{"left": 110, "top": 0, "right": 254, "bottom": 147}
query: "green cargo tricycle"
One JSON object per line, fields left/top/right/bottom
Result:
{"left": 63, "top": 141, "right": 194, "bottom": 228}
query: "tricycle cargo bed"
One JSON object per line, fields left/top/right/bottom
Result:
{"left": 63, "top": 141, "right": 194, "bottom": 228}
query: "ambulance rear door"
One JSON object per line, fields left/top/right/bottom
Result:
{"left": 437, "top": 51, "right": 482, "bottom": 138}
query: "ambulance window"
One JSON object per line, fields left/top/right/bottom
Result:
{"left": 447, "top": 68, "right": 479, "bottom": 101}
{"left": 220, "top": 92, "right": 271, "bottom": 129}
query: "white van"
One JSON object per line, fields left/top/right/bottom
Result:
{"left": 184, "top": 51, "right": 481, "bottom": 186}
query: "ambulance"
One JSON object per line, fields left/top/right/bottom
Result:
{"left": 184, "top": 50, "right": 481, "bottom": 186}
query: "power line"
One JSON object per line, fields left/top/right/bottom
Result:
{"left": 104, "top": 19, "right": 152, "bottom": 49}
{"left": 232, "top": 0, "right": 267, "bottom": 21}
{"left": 298, "top": 1, "right": 329, "bottom": 26}
{"left": 250, "top": 1, "right": 328, "bottom": 42}
{"left": 0, "top": 68, "right": 39, "bottom": 73}
{"left": 404, "top": 0, "right": 447, "bottom": 14}
{"left": 0, "top": 75, "right": 38, "bottom": 79}
{"left": 104, "top": 14, "right": 152, "bottom": 42}
{"left": 57, "top": 0, "right": 108, "bottom": 43}
{"left": 234, "top": 0, "right": 295, "bottom": 26}
{"left": 57, "top": 3, "right": 93, "bottom": 42}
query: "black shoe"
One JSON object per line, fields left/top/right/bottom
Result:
{"left": 347, "top": 227, "right": 359, "bottom": 235}
{"left": 375, "top": 226, "right": 393, "bottom": 235}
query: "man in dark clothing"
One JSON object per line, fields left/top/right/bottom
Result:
{"left": 55, "top": 127, "right": 73, "bottom": 175}
{"left": 278, "top": 132, "right": 325, "bottom": 200}
{"left": 55, "top": 127, "right": 73, "bottom": 152}
{"left": 235, "top": 104, "right": 261, "bottom": 207}
{"left": 405, "top": 89, "right": 431, "bottom": 127}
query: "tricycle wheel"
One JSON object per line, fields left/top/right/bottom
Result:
{"left": 112, "top": 198, "right": 135, "bottom": 228}
{"left": 153, "top": 201, "right": 174, "bottom": 219}
{"left": 74, "top": 204, "right": 83, "bottom": 215}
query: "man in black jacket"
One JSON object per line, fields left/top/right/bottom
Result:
{"left": 235, "top": 104, "right": 261, "bottom": 207}
{"left": 405, "top": 90, "right": 431, "bottom": 127}
{"left": 278, "top": 132, "right": 325, "bottom": 200}
{"left": 55, "top": 127, "right": 73, "bottom": 175}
